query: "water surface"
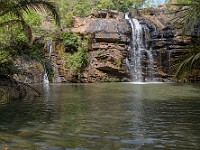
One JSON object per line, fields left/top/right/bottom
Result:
{"left": 0, "top": 83, "right": 200, "bottom": 150}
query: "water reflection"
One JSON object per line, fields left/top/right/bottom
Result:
{"left": 0, "top": 83, "right": 200, "bottom": 149}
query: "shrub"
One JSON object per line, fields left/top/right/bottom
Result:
{"left": 61, "top": 31, "right": 89, "bottom": 75}
{"left": 61, "top": 31, "right": 81, "bottom": 53}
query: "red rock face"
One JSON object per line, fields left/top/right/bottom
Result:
{"left": 53, "top": 8, "right": 196, "bottom": 83}
{"left": 14, "top": 8, "right": 197, "bottom": 83}
{"left": 68, "top": 13, "right": 132, "bottom": 82}
{"left": 137, "top": 6, "right": 199, "bottom": 81}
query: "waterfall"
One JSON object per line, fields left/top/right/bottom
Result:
{"left": 43, "top": 41, "right": 53, "bottom": 84}
{"left": 47, "top": 41, "right": 53, "bottom": 58}
{"left": 125, "top": 12, "right": 154, "bottom": 82}
{"left": 45, "top": 40, "right": 62, "bottom": 83}
{"left": 43, "top": 64, "right": 49, "bottom": 84}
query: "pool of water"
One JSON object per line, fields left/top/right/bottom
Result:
{"left": 0, "top": 83, "right": 200, "bottom": 150}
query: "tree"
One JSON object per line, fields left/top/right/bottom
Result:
{"left": 174, "top": 45, "right": 200, "bottom": 81}
{"left": 0, "top": 0, "right": 60, "bottom": 98}
{"left": 0, "top": 0, "right": 60, "bottom": 43}
{"left": 172, "top": 0, "right": 200, "bottom": 34}
{"left": 112, "top": 0, "right": 134, "bottom": 12}
{"left": 172, "top": 0, "right": 200, "bottom": 81}
{"left": 0, "top": 0, "right": 60, "bottom": 79}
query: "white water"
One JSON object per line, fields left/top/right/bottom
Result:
{"left": 43, "top": 41, "right": 53, "bottom": 84}
{"left": 45, "top": 41, "right": 62, "bottom": 83}
{"left": 48, "top": 41, "right": 53, "bottom": 58}
{"left": 125, "top": 13, "right": 155, "bottom": 82}
{"left": 43, "top": 65, "right": 49, "bottom": 84}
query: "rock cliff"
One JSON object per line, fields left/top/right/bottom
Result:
{"left": 59, "top": 8, "right": 194, "bottom": 82}
{"left": 136, "top": 6, "right": 193, "bottom": 81}
{"left": 71, "top": 13, "right": 131, "bottom": 82}
{"left": 14, "top": 7, "right": 198, "bottom": 83}
{"left": 50, "top": 11, "right": 132, "bottom": 83}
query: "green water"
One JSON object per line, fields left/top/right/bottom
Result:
{"left": 0, "top": 83, "right": 200, "bottom": 150}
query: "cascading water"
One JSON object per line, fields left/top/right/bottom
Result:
{"left": 125, "top": 12, "right": 155, "bottom": 82}
{"left": 43, "top": 64, "right": 49, "bottom": 84}
{"left": 43, "top": 41, "right": 53, "bottom": 84}
{"left": 45, "top": 40, "right": 62, "bottom": 83}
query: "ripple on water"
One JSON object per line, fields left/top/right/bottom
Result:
{"left": 121, "top": 138, "right": 156, "bottom": 145}
{"left": 0, "top": 83, "right": 200, "bottom": 149}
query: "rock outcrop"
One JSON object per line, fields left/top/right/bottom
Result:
{"left": 13, "top": 7, "right": 199, "bottom": 83}
{"left": 77, "top": 19, "right": 130, "bottom": 82}
{"left": 56, "top": 11, "right": 132, "bottom": 82}
{"left": 130, "top": 6, "right": 194, "bottom": 81}
{"left": 13, "top": 57, "right": 44, "bottom": 83}
{"left": 51, "top": 7, "right": 196, "bottom": 83}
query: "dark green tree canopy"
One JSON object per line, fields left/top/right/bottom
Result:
{"left": 0, "top": 0, "right": 60, "bottom": 43}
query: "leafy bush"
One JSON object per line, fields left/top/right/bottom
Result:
{"left": 61, "top": 31, "right": 81, "bottom": 53}
{"left": 61, "top": 31, "right": 89, "bottom": 75}
{"left": 0, "top": 51, "right": 11, "bottom": 64}
{"left": 67, "top": 41, "right": 89, "bottom": 73}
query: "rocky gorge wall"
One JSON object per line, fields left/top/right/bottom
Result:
{"left": 71, "top": 11, "right": 131, "bottom": 82}
{"left": 134, "top": 6, "right": 193, "bottom": 81}
{"left": 51, "top": 8, "right": 193, "bottom": 83}
{"left": 48, "top": 10, "right": 131, "bottom": 83}
{"left": 14, "top": 6, "right": 197, "bottom": 83}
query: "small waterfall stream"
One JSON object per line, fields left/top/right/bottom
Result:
{"left": 43, "top": 41, "right": 53, "bottom": 84}
{"left": 43, "top": 64, "right": 49, "bottom": 84}
{"left": 125, "top": 12, "right": 155, "bottom": 82}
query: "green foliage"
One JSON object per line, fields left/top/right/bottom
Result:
{"left": 23, "top": 10, "right": 42, "bottom": 36}
{"left": 73, "top": 0, "right": 92, "bottom": 17}
{"left": 171, "top": 0, "right": 200, "bottom": 81}
{"left": 0, "top": 0, "right": 60, "bottom": 43}
{"left": 54, "top": 0, "right": 146, "bottom": 27}
{"left": 55, "top": 0, "right": 92, "bottom": 27}
{"left": 173, "top": 45, "right": 200, "bottom": 81}
{"left": 0, "top": 48, "right": 20, "bottom": 76}
{"left": 171, "top": 0, "right": 200, "bottom": 35}
{"left": 67, "top": 42, "right": 89, "bottom": 73}
{"left": 55, "top": 0, "right": 73, "bottom": 27}
{"left": 112, "top": 0, "right": 138, "bottom": 12}
{"left": 0, "top": 14, "right": 29, "bottom": 46}
{"left": 0, "top": 41, "right": 25, "bottom": 76}
{"left": 92, "top": 0, "right": 114, "bottom": 10}
{"left": 0, "top": 0, "right": 60, "bottom": 81}
{"left": 61, "top": 31, "right": 81, "bottom": 53}
{"left": 0, "top": 51, "right": 11, "bottom": 64}
{"left": 24, "top": 11, "right": 41, "bottom": 27}
{"left": 61, "top": 31, "right": 89, "bottom": 75}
